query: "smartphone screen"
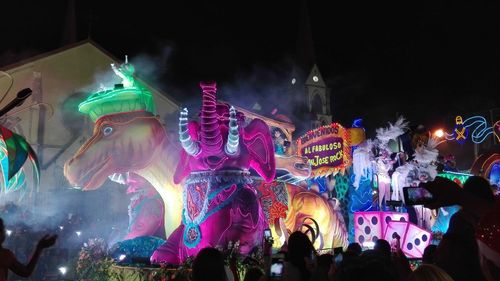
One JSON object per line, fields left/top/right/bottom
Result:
{"left": 403, "top": 186, "right": 434, "bottom": 205}
{"left": 264, "top": 229, "right": 271, "bottom": 239}
{"left": 334, "top": 253, "right": 343, "bottom": 265}
{"left": 270, "top": 261, "right": 284, "bottom": 277}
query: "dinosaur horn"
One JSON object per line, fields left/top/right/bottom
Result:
{"left": 179, "top": 108, "right": 200, "bottom": 156}
{"left": 225, "top": 106, "right": 240, "bottom": 155}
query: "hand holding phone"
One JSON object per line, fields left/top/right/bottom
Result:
{"left": 263, "top": 228, "right": 273, "bottom": 257}
{"left": 333, "top": 247, "right": 343, "bottom": 266}
{"left": 264, "top": 228, "right": 273, "bottom": 244}
{"left": 334, "top": 253, "right": 343, "bottom": 266}
{"left": 403, "top": 186, "right": 435, "bottom": 206}
{"left": 264, "top": 229, "right": 272, "bottom": 239}
{"left": 270, "top": 258, "right": 284, "bottom": 278}
{"left": 421, "top": 177, "right": 463, "bottom": 209}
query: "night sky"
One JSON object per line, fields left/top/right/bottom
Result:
{"left": 1, "top": 0, "right": 499, "bottom": 134}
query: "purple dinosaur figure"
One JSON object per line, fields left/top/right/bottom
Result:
{"left": 151, "top": 82, "right": 276, "bottom": 264}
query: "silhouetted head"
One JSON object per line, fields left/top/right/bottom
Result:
{"left": 192, "top": 247, "right": 227, "bottom": 281}
{"left": 422, "top": 244, "right": 438, "bottom": 264}
{"left": 347, "top": 242, "right": 362, "bottom": 256}
{"left": 287, "top": 231, "right": 315, "bottom": 281}
{"left": 359, "top": 249, "right": 397, "bottom": 281}
{"left": 318, "top": 253, "right": 334, "bottom": 268}
{"left": 288, "top": 231, "right": 315, "bottom": 261}
{"left": 463, "top": 176, "right": 494, "bottom": 203}
{"left": 243, "top": 267, "right": 263, "bottom": 281}
{"left": 374, "top": 239, "right": 391, "bottom": 260}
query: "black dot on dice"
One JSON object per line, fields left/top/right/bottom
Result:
{"left": 371, "top": 216, "right": 378, "bottom": 225}
{"left": 385, "top": 216, "right": 391, "bottom": 224}
{"left": 365, "top": 226, "right": 371, "bottom": 234}
{"left": 400, "top": 217, "right": 406, "bottom": 222}
{"left": 415, "top": 238, "right": 421, "bottom": 246}
{"left": 392, "top": 232, "right": 398, "bottom": 239}
{"left": 407, "top": 243, "right": 413, "bottom": 250}
{"left": 372, "top": 236, "right": 378, "bottom": 242}
{"left": 422, "top": 234, "right": 428, "bottom": 242}
{"left": 358, "top": 217, "right": 364, "bottom": 225}
{"left": 359, "top": 235, "right": 365, "bottom": 244}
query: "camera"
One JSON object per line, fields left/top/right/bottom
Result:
{"left": 403, "top": 185, "right": 435, "bottom": 205}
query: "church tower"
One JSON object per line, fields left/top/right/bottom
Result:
{"left": 305, "top": 64, "right": 332, "bottom": 128}
{"left": 289, "top": 0, "right": 333, "bottom": 132}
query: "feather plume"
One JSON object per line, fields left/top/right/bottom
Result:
{"left": 376, "top": 116, "right": 409, "bottom": 145}
{"left": 414, "top": 136, "right": 439, "bottom": 164}
{"left": 352, "top": 140, "right": 374, "bottom": 189}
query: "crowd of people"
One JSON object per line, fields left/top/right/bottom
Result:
{"left": 0, "top": 176, "right": 497, "bottom": 281}
{"left": 187, "top": 175, "right": 499, "bottom": 281}
{"left": 0, "top": 202, "right": 127, "bottom": 280}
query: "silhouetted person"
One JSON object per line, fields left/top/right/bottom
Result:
{"left": 375, "top": 238, "right": 411, "bottom": 281}
{"left": 312, "top": 253, "right": 334, "bottom": 281}
{"left": 346, "top": 242, "right": 362, "bottom": 256}
{"left": 429, "top": 176, "right": 495, "bottom": 281}
{"left": 357, "top": 250, "right": 397, "bottom": 281}
{"left": 282, "top": 231, "right": 316, "bottom": 281}
{"left": 192, "top": 247, "right": 228, "bottom": 281}
{"left": 244, "top": 267, "right": 264, "bottom": 281}
{"left": 0, "top": 218, "right": 57, "bottom": 281}
{"left": 422, "top": 244, "right": 438, "bottom": 264}
{"left": 374, "top": 239, "right": 391, "bottom": 261}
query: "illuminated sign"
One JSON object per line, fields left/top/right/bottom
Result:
{"left": 444, "top": 115, "right": 499, "bottom": 144}
{"left": 297, "top": 123, "right": 351, "bottom": 177}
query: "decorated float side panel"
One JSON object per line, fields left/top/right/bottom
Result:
{"left": 297, "top": 123, "right": 351, "bottom": 178}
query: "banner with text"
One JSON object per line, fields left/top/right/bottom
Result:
{"left": 297, "top": 123, "right": 351, "bottom": 177}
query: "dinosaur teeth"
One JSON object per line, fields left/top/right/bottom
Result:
{"left": 108, "top": 172, "right": 130, "bottom": 185}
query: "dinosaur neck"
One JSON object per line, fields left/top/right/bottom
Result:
{"left": 135, "top": 143, "right": 182, "bottom": 237}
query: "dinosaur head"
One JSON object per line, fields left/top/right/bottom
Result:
{"left": 64, "top": 111, "right": 165, "bottom": 190}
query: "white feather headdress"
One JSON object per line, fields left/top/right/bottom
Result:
{"left": 414, "top": 136, "right": 439, "bottom": 164}
{"left": 375, "top": 116, "right": 409, "bottom": 146}
{"left": 352, "top": 140, "right": 374, "bottom": 189}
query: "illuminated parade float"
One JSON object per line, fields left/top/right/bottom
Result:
{"left": 0, "top": 52, "right": 498, "bottom": 280}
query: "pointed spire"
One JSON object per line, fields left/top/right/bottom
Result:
{"left": 61, "top": 0, "right": 77, "bottom": 45}
{"left": 295, "top": 0, "right": 316, "bottom": 74}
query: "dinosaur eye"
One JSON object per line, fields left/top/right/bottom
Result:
{"left": 102, "top": 126, "right": 113, "bottom": 136}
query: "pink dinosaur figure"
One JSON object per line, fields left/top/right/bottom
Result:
{"left": 151, "top": 82, "right": 276, "bottom": 264}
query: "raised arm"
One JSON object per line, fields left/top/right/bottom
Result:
{"left": 9, "top": 234, "right": 57, "bottom": 277}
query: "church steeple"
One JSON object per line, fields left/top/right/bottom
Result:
{"left": 296, "top": 0, "right": 316, "bottom": 72}
{"left": 61, "top": 0, "right": 77, "bottom": 45}
{"left": 289, "top": 0, "right": 332, "bottom": 131}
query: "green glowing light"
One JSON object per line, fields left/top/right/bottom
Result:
{"left": 78, "top": 60, "right": 156, "bottom": 122}
{"left": 438, "top": 171, "right": 471, "bottom": 186}
{"left": 79, "top": 87, "right": 155, "bottom": 122}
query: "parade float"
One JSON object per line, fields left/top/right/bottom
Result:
{"left": 61, "top": 60, "right": 498, "bottom": 279}
{"left": 64, "top": 61, "right": 352, "bottom": 279}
